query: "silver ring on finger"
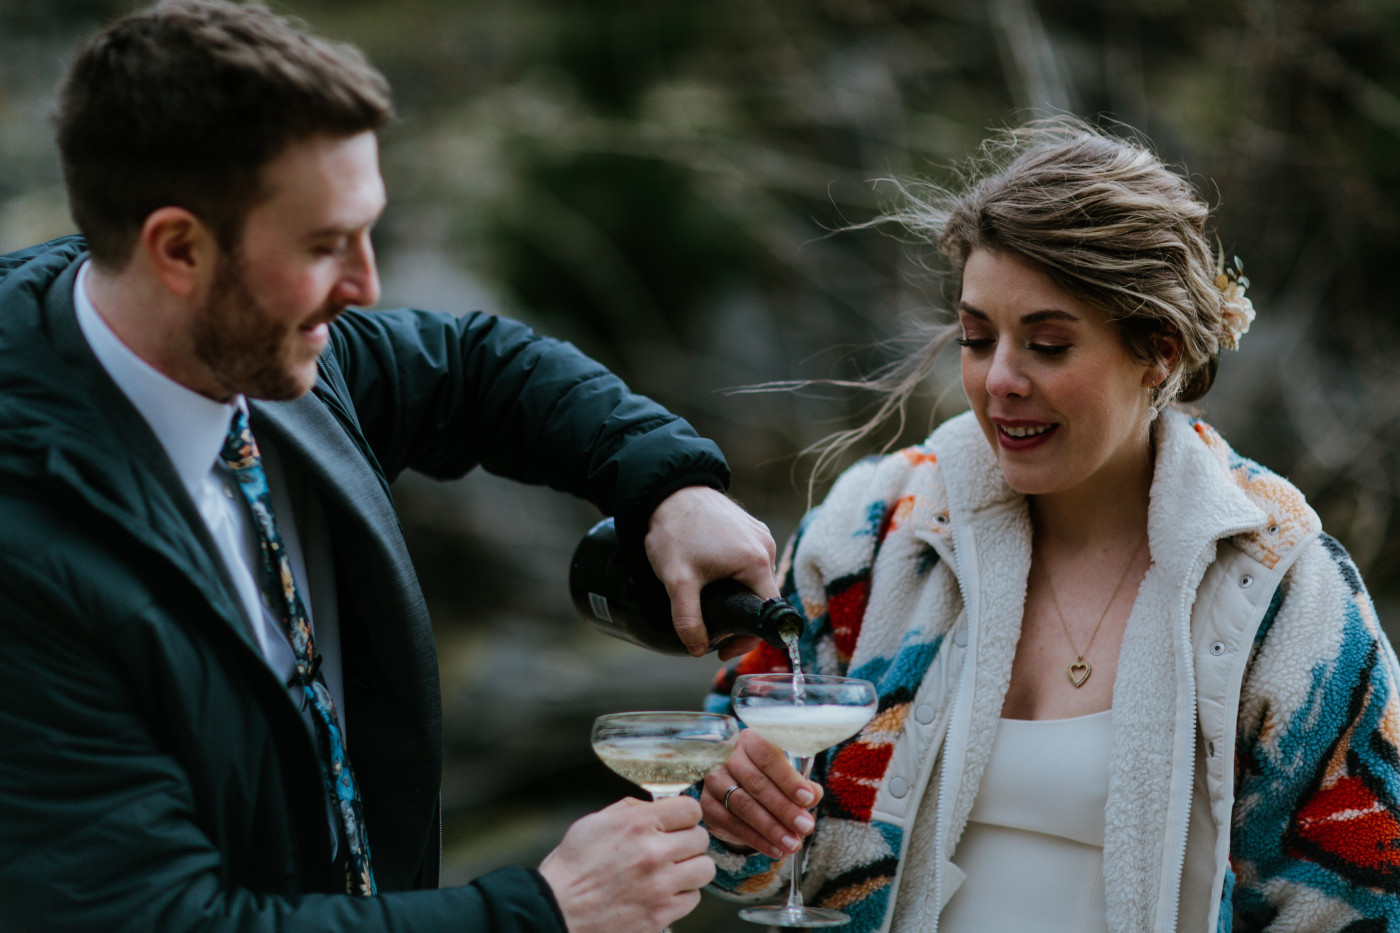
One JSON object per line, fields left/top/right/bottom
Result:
{"left": 722, "top": 783, "right": 741, "bottom": 811}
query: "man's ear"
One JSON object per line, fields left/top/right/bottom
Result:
{"left": 139, "top": 207, "right": 218, "bottom": 299}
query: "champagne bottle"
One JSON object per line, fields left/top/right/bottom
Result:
{"left": 568, "top": 517, "right": 804, "bottom": 656}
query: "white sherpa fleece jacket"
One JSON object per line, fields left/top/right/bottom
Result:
{"left": 704, "top": 409, "right": 1400, "bottom": 932}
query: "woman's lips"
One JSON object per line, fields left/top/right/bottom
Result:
{"left": 994, "top": 420, "right": 1058, "bottom": 451}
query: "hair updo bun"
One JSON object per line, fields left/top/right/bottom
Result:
{"left": 893, "top": 117, "right": 1247, "bottom": 414}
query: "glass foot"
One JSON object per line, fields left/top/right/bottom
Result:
{"left": 738, "top": 905, "right": 851, "bottom": 928}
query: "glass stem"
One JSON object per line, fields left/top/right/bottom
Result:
{"left": 651, "top": 789, "right": 678, "bottom": 933}
{"left": 785, "top": 754, "right": 815, "bottom": 910}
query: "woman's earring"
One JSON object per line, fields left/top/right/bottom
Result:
{"left": 1146, "top": 370, "right": 1165, "bottom": 421}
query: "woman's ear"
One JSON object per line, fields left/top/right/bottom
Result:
{"left": 1143, "top": 332, "right": 1183, "bottom": 388}
{"left": 139, "top": 207, "right": 218, "bottom": 300}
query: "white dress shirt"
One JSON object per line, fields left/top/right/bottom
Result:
{"left": 72, "top": 261, "right": 346, "bottom": 734}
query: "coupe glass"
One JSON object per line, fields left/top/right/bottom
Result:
{"left": 731, "top": 673, "right": 878, "bottom": 928}
{"left": 591, "top": 710, "right": 740, "bottom": 799}
{"left": 591, "top": 711, "right": 739, "bottom": 933}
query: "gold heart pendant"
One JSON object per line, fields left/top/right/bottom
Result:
{"left": 1068, "top": 660, "right": 1092, "bottom": 688}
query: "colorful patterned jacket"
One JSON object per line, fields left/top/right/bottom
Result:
{"left": 704, "top": 409, "right": 1400, "bottom": 932}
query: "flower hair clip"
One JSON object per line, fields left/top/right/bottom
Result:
{"left": 1215, "top": 251, "right": 1254, "bottom": 352}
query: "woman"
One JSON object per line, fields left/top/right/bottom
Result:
{"left": 698, "top": 120, "right": 1400, "bottom": 931}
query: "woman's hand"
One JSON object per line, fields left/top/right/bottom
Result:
{"left": 700, "top": 728, "right": 824, "bottom": 858}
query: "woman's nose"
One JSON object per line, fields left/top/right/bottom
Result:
{"left": 985, "top": 344, "right": 1030, "bottom": 399}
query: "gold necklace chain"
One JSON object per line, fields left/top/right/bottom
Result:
{"left": 1042, "top": 534, "right": 1147, "bottom": 688}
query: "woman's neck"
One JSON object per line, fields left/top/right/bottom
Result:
{"left": 1027, "top": 442, "right": 1155, "bottom": 552}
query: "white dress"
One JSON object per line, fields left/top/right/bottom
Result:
{"left": 939, "top": 710, "right": 1113, "bottom": 932}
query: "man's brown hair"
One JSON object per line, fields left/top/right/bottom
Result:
{"left": 55, "top": 0, "right": 394, "bottom": 268}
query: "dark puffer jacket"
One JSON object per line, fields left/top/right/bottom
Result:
{"left": 0, "top": 237, "right": 729, "bottom": 932}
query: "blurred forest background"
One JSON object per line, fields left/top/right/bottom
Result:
{"left": 1, "top": 0, "right": 1397, "bottom": 929}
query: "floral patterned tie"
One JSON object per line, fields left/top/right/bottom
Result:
{"left": 221, "top": 408, "right": 376, "bottom": 896}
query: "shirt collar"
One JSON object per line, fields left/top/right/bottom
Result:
{"left": 72, "top": 260, "right": 243, "bottom": 498}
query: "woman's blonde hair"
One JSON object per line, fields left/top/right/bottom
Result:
{"left": 807, "top": 117, "right": 1238, "bottom": 485}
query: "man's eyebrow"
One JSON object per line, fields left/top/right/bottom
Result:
{"left": 306, "top": 219, "right": 379, "bottom": 239}
{"left": 957, "top": 301, "right": 1080, "bottom": 325}
{"left": 306, "top": 203, "right": 387, "bottom": 240}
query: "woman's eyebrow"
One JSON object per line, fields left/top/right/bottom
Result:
{"left": 957, "top": 301, "right": 1079, "bottom": 325}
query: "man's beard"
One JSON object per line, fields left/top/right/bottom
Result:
{"left": 191, "top": 252, "right": 333, "bottom": 401}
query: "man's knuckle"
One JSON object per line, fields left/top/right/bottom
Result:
{"left": 700, "top": 858, "right": 718, "bottom": 885}
{"left": 635, "top": 847, "right": 665, "bottom": 874}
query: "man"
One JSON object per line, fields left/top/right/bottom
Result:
{"left": 0, "top": 2, "right": 781, "bottom": 931}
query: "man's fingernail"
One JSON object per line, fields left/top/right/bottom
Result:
{"left": 795, "top": 788, "right": 815, "bottom": 806}
{"left": 795, "top": 814, "right": 814, "bottom": 833}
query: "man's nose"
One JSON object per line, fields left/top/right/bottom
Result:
{"left": 336, "top": 234, "right": 379, "bottom": 308}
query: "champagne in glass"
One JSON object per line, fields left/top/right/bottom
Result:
{"left": 592, "top": 712, "right": 739, "bottom": 798}
{"left": 591, "top": 711, "right": 739, "bottom": 933}
{"left": 731, "top": 673, "right": 878, "bottom": 928}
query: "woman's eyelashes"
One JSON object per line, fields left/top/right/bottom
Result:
{"left": 956, "top": 334, "right": 1072, "bottom": 356}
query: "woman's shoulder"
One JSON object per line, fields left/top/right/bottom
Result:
{"left": 1176, "top": 415, "right": 1322, "bottom": 570}
{"left": 833, "top": 442, "right": 944, "bottom": 500}
{"left": 784, "top": 422, "right": 965, "bottom": 594}
{"left": 1182, "top": 415, "right": 1384, "bottom": 700}
{"left": 779, "top": 436, "right": 956, "bottom": 649}
{"left": 808, "top": 433, "right": 950, "bottom": 539}
{"left": 816, "top": 411, "right": 989, "bottom": 511}
{"left": 1216, "top": 429, "right": 1384, "bottom": 716}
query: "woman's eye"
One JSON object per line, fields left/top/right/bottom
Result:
{"left": 956, "top": 335, "right": 1069, "bottom": 354}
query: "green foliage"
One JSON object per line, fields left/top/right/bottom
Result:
{"left": 8, "top": 0, "right": 1395, "bottom": 586}
{"left": 2, "top": 4, "right": 1397, "bottom": 922}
